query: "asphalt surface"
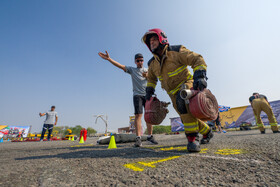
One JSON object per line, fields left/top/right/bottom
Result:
{"left": 0, "top": 130, "right": 280, "bottom": 187}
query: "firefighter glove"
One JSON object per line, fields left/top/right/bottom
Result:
{"left": 145, "top": 87, "right": 155, "bottom": 100}
{"left": 193, "top": 70, "right": 208, "bottom": 91}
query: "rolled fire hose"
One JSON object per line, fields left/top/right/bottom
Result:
{"left": 180, "top": 88, "right": 218, "bottom": 121}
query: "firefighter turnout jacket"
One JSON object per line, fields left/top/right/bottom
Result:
{"left": 147, "top": 45, "right": 210, "bottom": 135}
{"left": 250, "top": 95, "right": 278, "bottom": 132}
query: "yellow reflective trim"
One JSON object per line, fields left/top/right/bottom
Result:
{"left": 168, "top": 65, "right": 187, "bottom": 77}
{"left": 199, "top": 125, "right": 210, "bottom": 135}
{"left": 184, "top": 122, "right": 198, "bottom": 126}
{"left": 257, "top": 123, "right": 264, "bottom": 127}
{"left": 184, "top": 122, "right": 199, "bottom": 132}
{"left": 157, "top": 76, "right": 163, "bottom": 81}
{"left": 168, "top": 80, "right": 186, "bottom": 95}
{"left": 187, "top": 73, "right": 193, "bottom": 80}
{"left": 270, "top": 123, "right": 278, "bottom": 126}
{"left": 184, "top": 125, "right": 197, "bottom": 128}
{"left": 193, "top": 65, "right": 207, "bottom": 72}
{"left": 147, "top": 82, "right": 156, "bottom": 88}
{"left": 185, "top": 128, "right": 198, "bottom": 132}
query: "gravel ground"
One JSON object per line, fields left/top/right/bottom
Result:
{"left": 0, "top": 130, "right": 280, "bottom": 187}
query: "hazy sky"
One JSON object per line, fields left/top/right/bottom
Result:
{"left": 1, "top": 0, "right": 280, "bottom": 133}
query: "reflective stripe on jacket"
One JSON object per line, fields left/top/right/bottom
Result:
{"left": 147, "top": 45, "right": 207, "bottom": 95}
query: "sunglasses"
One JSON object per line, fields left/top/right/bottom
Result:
{"left": 136, "top": 60, "right": 144, "bottom": 63}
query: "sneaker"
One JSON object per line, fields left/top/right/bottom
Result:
{"left": 39, "top": 139, "right": 43, "bottom": 142}
{"left": 134, "top": 137, "right": 142, "bottom": 147}
{"left": 272, "top": 131, "right": 280, "bottom": 133}
{"left": 147, "top": 135, "right": 158, "bottom": 144}
{"left": 261, "top": 130, "right": 266, "bottom": 134}
{"left": 222, "top": 130, "right": 227, "bottom": 133}
{"left": 200, "top": 129, "right": 214, "bottom": 144}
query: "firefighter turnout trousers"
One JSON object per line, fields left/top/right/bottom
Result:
{"left": 169, "top": 81, "right": 210, "bottom": 135}
{"left": 252, "top": 98, "right": 278, "bottom": 132}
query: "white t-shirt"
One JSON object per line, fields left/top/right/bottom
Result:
{"left": 44, "top": 111, "right": 58, "bottom": 125}
{"left": 125, "top": 66, "right": 148, "bottom": 96}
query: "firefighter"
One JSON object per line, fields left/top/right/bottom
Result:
{"left": 142, "top": 28, "right": 213, "bottom": 152}
{"left": 249, "top": 93, "right": 279, "bottom": 134}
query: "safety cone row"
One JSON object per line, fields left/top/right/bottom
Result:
{"left": 79, "top": 136, "right": 84, "bottom": 144}
{"left": 108, "top": 135, "right": 117, "bottom": 149}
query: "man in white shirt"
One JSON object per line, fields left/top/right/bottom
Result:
{"left": 39, "top": 106, "right": 58, "bottom": 141}
{"left": 98, "top": 51, "right": 158, "bottom": 147}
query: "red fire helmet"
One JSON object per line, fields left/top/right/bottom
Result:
{"left": 142, "top": 28, "right": 169, "bottom": 51}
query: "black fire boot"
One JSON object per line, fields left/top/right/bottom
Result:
{"left": 200, "top": 129, "right": 214, "bottom": 144}
{"left": 186, "top": 133, "right": 201, "bottom": 152}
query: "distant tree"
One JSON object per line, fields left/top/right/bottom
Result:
{"left": 62, "top": 126, "right": 70, "bottom": 135}
{"left": 87, "top": 127, "right": 97, "bottom": 136}
{"left": 53, "top": 126, "right": 64, "bottom": 134}
{"left": 151, "top": 125, "right": 172, "bottom": 134}
{"left": 70, "top": 125, "right": 83, "bottom": 135}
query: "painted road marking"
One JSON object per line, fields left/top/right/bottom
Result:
{"left": 70, "top": 144, "right": 94, "bottom": 147}
{"left": 123, "top": 163, "right": 145, "bottom": 171}
{"left": 215, "top": 149, "right": 246, "bottom": 155}
{"left": 124, "top": 147, "right": 262, "bottom": 171}
{"left": 160, "top": 146, "right": 208, "bottom": 153}
{"left": 124, "top": 156, "right": 181, "bottom": 171}
{"left": 147, "top": 146, "right": 246, "bottom": 155}
{"left": 124, "top": 153, "right": 263, "bottom": 172}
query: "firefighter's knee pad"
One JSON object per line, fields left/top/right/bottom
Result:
{"left": 176, "top": 92, "right": 188, "bottom": 114}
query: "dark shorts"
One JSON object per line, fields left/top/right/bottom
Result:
{"left": 133, "top": 95, "right": 146, "bottom": 115}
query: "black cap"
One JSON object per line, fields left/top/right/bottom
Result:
{"left": 135, "top": 53, "right": 143, "bottom": 59}
{"left": 51, "top": 106, "right": 56, "bottom": 108}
